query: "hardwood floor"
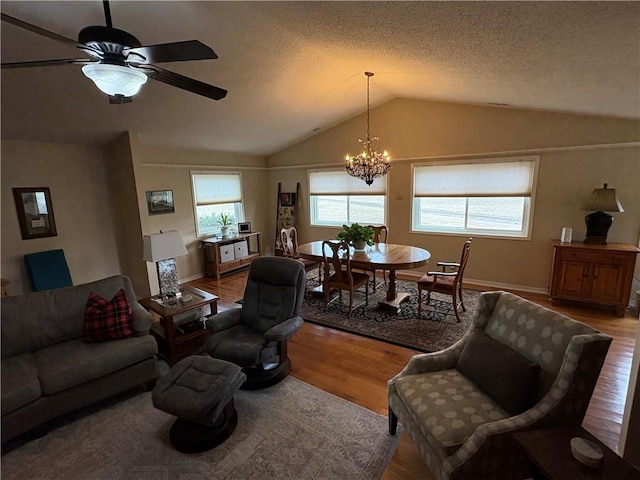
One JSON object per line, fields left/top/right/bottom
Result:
{"left": 185, "top": 270, "right": 638, "bottom": 480}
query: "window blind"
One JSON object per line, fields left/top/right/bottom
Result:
{"left": 193, "top": 173, "right": 242, "bottom": 206}
{"left": 413, "top": 159, "right": 536, "bottom": 197}
{"left": 309, "top": 169, "right": 386, "bottom": 195}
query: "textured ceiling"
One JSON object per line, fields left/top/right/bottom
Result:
{"left": 1, "top": 1, "right": 639, "bottom": 156}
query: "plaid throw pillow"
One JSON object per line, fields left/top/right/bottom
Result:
{"left": 83, "top": 289, "right": 134, "bottom": 342}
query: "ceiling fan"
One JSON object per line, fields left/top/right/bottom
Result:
{"left": 1, "top": 0, "right": 227, "bottom": 103}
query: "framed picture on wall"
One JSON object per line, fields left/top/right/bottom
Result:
{"left": 146, "top": 190, "right": 175, "bottom": 215}
{"left": 13, "top": 187, "right": 58, "bottom": 240}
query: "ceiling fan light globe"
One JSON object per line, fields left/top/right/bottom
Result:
{"left": 81, "top": 64, "right": 147, "bottom": 97}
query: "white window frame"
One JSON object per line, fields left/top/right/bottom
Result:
{"left": 191, "top": 171, "right": 245, "bottom": 237}
{"left": 411, "top": 156, "right": 539, "bottom": 239}
{"left": 308, "top": 168, "right": 387, "bottom": 227}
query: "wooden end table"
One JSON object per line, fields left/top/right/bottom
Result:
{"left": 139, "top": 286, "right": 218, "bottom": 365}
{"left": 512, "top": 426, "right": 640, "bottom": 480}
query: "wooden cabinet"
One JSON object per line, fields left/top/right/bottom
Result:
{"left": 201, "top": 232, "right": 261, "bottom": 280}
{"left": 549, "top": 241, "right": 639, "bottom": 315}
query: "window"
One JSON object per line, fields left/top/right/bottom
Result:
{"left": 411, "top": 157, "right": 538, "bottom": 238}
{"left": 191, "top": 172, "right": 244, "bottom": 236}
{"left": 309, "top": 169, "right": 386, "bottom": 226}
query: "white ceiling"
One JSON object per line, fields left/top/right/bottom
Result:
{"left": 1, "top": 1, "right": 639, "bottom": 156}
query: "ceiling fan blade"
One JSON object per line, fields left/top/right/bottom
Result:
{"left": 1, "top": 13, "right": 79, "bottom": 47}
{"left": 1, "top": 58, "right": 92, "bottom": 69}
{"left": 125, "top": 40, "right": 218, "bottom": 64}
{"left": 142, "top": 65, "right": 227, "bottom": 100}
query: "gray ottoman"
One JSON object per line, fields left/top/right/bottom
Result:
{"left": 152, "top": 355, "right": 246, "bottom": 453}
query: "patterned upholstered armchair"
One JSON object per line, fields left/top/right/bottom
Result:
{"left": 388, "top": 291, "right": 612, "bottom": 480}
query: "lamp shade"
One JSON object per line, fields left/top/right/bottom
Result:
{"left": 82, "top": 64, "right": 148, "bottom": 97}
{"left": 143, "top": 230, "right": 187, "bottom": 262}
{"left": 581, "top": 183, "right": 624, "bottom": 213}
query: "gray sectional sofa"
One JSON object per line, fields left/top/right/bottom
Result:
{"left": 1, "top": 275, "right": 158, "bottom": 443}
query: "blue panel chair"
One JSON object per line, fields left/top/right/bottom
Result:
{"left": 24, "top": 249, "right": 73, "bottom": 291}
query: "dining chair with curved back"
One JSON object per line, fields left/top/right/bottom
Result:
{"left": 365, "top": 225, "right": 388, "bottom": 291}
{"left": 417, "top": 238, "right": 472, "bottom": 322}
{"left": 280, "top": 226, "right": 322, "bottom": 285}
{"left": 322, "top": 240, "right": 369, "bottom": 319}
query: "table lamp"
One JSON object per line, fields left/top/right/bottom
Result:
{"left": 581, "top": 183, "right": 624, "bottom": 245}
{"left": 143, "top": 230, "right": 188, "bottom": 297}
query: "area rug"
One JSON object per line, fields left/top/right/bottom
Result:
{"left": 1, "top": 377, "right": 401, "bottom": 480}
{"left": 300, "top": 277, "right": 480, "bottom": 352}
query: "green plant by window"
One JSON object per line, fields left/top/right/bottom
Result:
{"left": 216, "top": 212, "right": 235, "bottom": 228}
{"left": 335, "top": 223, "right": 374, "bottom": 247}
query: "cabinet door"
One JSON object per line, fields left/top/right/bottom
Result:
{"left": 589, "top": 262, "right": 627, "bottom": 304}
{"left": 202, "top": 244, "right": 216, "bottom": 275}
{"left": 555, "top": 260, "right": 590, "bottom": 298}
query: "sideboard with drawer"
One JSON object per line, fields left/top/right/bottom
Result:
{"left": 549, "top": 240, "right": 639, "bottom": 316}
{"left": 201, "top": 232, "right": 262, "bottom": 280}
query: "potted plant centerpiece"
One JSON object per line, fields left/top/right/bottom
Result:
{"left": 336, "top": 223, "right": 374, "bottom": 250}
{"left": 217, "top": 212, "right": 235, "bottom": 238}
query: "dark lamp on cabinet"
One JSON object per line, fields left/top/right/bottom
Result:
{"left": 581, "top": 183, "right": 624, "bottom": 245}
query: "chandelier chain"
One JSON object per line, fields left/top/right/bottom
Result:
{"left": 344, "top": 71, "right": 391, "bottom": 186}
{"left": 366, "top": 73, "right": 370, "bottom": 137}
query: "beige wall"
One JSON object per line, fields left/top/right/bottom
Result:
{"left": 267, "top": 98, "right": 640, "bottom": 292}
{"left": 2, "top": 98, "right": 638, "bottom": 296}
{"left": 0, "top": 137, "right": 270, "bottom": 297}
{"left": 105, "top": 134, "right": 149, "bottom": 297}
{"left": 129, "top": 141, "right": 269, "bottom": 295}
{"left": 1, "top": 140, "right": 120, "bottom": 295}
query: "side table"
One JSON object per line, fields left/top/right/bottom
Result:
{"left": 139, "top": 286, "right": 219, "bottom": 365}
{"left": 512, "top": 426, "right": 640, "bottom": 479}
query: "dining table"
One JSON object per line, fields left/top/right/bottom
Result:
{"left": 297, "top": 241, "right": 431, "bottom": 313}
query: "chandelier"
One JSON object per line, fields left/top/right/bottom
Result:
{"left": 345, "top": 72, "right": 391, "bottom": 186}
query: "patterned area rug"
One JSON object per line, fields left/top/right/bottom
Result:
{"left": 1, "top": 377, "right": 401, "bottom": 480}
{"left": 300, "top": 277, "right": 479, "bottom": 352}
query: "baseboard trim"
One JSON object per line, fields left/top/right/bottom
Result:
{"left": 179, "top": 273, "right": 205, "bottom": 284}
{"left": 399, "top": 271, "right": 549, "bottom": 295}
{"left": 187, "top": 269, "right": 550, "bottom": 296}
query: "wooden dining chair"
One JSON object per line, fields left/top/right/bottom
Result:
{"left": 280, "top": 227, "right": 322, "bottom": 285}
{"left": 364, "top": 225, "right": 388, "bottom": 291}
{"left": 417, "top": 238, "right": 472, "bottom": 322}
{"left": 322, "top": 240, "right": 369, "bottom": 319}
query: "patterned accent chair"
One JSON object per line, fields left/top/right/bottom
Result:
{"left": 388, "top": 291, "right": 612, "bottom": 480}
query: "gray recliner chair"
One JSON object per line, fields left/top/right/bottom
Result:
{"left": 205, "top": 256, "right": 306, "bottom": 389}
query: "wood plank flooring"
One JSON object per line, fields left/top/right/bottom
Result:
{"left": 185, "top": 271, "right": 638, "bottom": 480}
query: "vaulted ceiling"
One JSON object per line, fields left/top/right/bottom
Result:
{"left": 1, "top": 1, "right": 638, "bottom": 156}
